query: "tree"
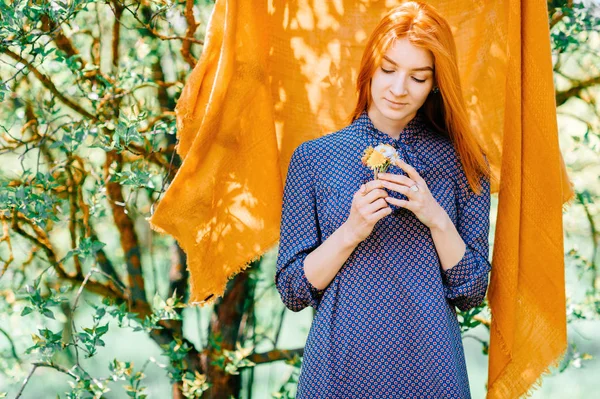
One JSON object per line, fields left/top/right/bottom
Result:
{"left": 550, "top": 0, "right": 600, "bottom": 313}
{"left": 0, "top": 1, "right": 270, "bottom": 397}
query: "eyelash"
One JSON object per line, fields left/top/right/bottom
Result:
{"left": 380, "top": 68, "right": 426, "bottom": 83}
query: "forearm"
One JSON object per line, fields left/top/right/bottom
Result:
{"left": 430, "top": 209, "right": 467, "bottom": 272}
{"left": 304, "top": 222, "right": 361, "bottom": 290}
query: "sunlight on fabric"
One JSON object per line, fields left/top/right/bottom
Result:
{"left": 148, "top": 2, "right": 573, "bottom": 398}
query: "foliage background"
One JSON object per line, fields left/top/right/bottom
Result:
{"left": 0, "top": 0, "right": 599, "bottom": 398}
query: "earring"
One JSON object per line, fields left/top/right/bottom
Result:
{"left": 432, "top": 87, "right": 440, "bottom": 93}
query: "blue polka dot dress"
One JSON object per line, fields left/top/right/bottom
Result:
{"left": 275, "top": 110, "right": 491, "bottom": 399}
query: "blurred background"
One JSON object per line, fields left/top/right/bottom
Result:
{"left": 0, "top": 0, "right": 598, "bottom": 398}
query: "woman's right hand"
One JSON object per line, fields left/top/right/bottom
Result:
{"left": 343, "top": 179, "right": 392, "bottom": 244}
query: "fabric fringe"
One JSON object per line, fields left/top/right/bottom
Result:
{"left": 147, "top": 212, "right": 281, "bottom": 308}
{"left": 485, "top": 290, "right": 569, "bottom": 398}
{"left": 146, "top": 216, "right": 168, "bottom": 235}
{"left": 561, "top": 192, "right": 576, "bottom": 214}
{"left": 519, "top": 342, "right": 569, "bottom": 398}
{"left": 187, "top": 236, "right": 281, "bottom": 308}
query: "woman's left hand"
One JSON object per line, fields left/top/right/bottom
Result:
{"left": 377, "top": 159, "right": 447, "bottom": 230}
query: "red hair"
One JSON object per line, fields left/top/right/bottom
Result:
{"left": 350, "top": 1, "right": 492, "bottom": 195}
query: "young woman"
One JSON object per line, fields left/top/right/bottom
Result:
{"left": 275, "top": 1, "right": 492, "bottom": 398}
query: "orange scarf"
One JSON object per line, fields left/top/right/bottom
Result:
{"left": 148, "top": 1, "right": 574, "bottom": 397}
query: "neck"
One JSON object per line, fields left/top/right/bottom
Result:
{"left": 367, "top": 106, "right": 417, "bottom": 140}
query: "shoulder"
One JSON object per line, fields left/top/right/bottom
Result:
{"left": 292, "top": 125, "right": 356, "bottom": 166}
{"left": 300, "top": 125, "right": 353, "bottom": 150}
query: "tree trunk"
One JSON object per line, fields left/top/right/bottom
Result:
{"left": 205, "top": 266, "right": 255, "bottom": 399}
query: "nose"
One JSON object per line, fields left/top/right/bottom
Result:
{"left": 390, "top": 75, "right": 408, "bottom": 97}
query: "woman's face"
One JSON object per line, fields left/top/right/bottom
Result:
{"left": 369, "top": 37, "right": 435, "bottom": 125}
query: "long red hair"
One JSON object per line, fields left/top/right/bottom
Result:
{"left": 350, "top": 1, "right": 492, "bottom": 195}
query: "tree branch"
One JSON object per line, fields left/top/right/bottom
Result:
{"left": 70, "top": 156, "right": 126, "bottom": 291}
{"left": 111, "top": 1, "right": 124, "bottom": 70}
{"left": 245, "top": 348, "right": 304, "bottom": 366}
{"left": 549, "top": 0, "right": 573, "bottom": 30}
{"left": 40, "top": 14, "right": 80, "bottom": 60}
{"left": 15, "top": 362, "right": 78, "bottom": 399}
{"left": 116, "top": 0, "right": 204, "bottom": 46}
{"left": 0, "top": 49, "right": 96, "bottom": 120}
{"left": 577, "top": 191, "right": 599, "bottom": 291}
{"left": 103, "top": 150, "right": 147, "bottom": 308}
{"left": 181, "top": 0, "right": 200, "bottom": 68}
{"left": 39, "top": 13, "right": 114, "bottom": 85}
{"left": 9, "top": 211, "right": 124, "bottom": 299}
{"left": 556, "top": 74, "right": 600, "bottom": 106}
{"left": 0, "top": 327, "right": 21, "bottom": 362}
{"left": 0, "top": 216, "right": 14, "bottom": 280}
{"left": 66, "top": 162, "right": 83, "bottom": 276}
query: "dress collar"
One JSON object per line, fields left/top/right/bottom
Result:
{"left": 355, "top": 109, "right": 426, "bottom": 147}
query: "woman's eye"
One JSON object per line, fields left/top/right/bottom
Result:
{"left": 380, "top": 67, "right": 426, "bottom": 82}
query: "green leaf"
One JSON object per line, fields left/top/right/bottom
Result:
{"left": 21, "top": 306, "right": 33, "bottom": 316}
{"left": 95, "top": 307, "right": 106, "bottom": 319}
{"left": 42, "top": 308, "right": 55, "bottom": 319}
{"left": 96, "top": 323, "right": 109, "bottom": 334}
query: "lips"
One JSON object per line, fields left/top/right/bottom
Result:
{"left": 385, "top": 98, "right": 408, "bottom": 106}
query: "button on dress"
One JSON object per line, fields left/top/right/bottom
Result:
{"left": 275, "top": 110, "right": 491, "bottom": 399}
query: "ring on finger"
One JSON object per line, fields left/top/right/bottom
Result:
{"left": 410, "top": 184, "right": 419, "bottom": 192}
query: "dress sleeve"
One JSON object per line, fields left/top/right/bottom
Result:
{"left": 275, "top": 143, "right": 325, "bottom": 312}
{"left": 441, "top": 156, "right": 492, "bottom": 312}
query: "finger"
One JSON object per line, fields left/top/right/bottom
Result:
{"left": 362, "top": 188, "right": 389, "bottom": 204}
{"left": 355, "top": 182, "right": 377, "bottom": 198}
{"left": 394, "top": 159, "right": 426, "bottom": 186}
{"left": 379, "top": 180, "right": 416, "bottom": 200}
{"left": 377, "top": 173, "right": 416, "bottom": 188}
{"left": 364, "top": 179, "right": 385, "bottom": 193}
{"left": 354, "top": 184, "right": 368, "bottom": 199}
{"left": 355, "top": 179, "right": 385, "bottom": 198}
{"left": 384, "top": 196, "right": 415, "bottom": 211}
{"left": 371, "top": 203, "right": 393, "bottom": 221}
{"left": 364, "top": 197, "right": 389, "bottom": 215}
{"left": 356, "top": 188, "right": 389, "bottom": 207}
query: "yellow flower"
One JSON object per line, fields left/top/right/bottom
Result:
{"left": 361, "top": 146, "right": 374, "bottom": 166}
{"left": 365, "top": 150, "right": 387, "bottom": 168}
{"left": 361, "top": 143, "right": 400, "bottom": 175}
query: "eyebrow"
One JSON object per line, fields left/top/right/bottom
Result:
{"left": 382, "top": 55, "right": 434, "bottom": 72}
